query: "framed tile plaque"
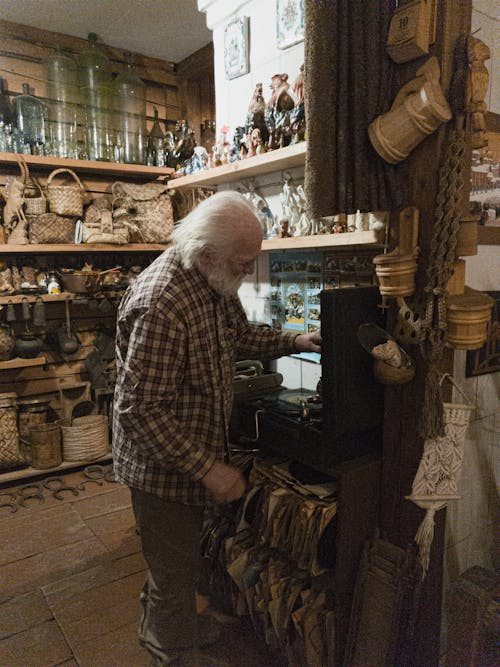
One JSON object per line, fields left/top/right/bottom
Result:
{"left": 224, "top": 16, "right": 250, "bottom": 79}
{"left": 276, "top": 0, "right": 304, "bottom": 50}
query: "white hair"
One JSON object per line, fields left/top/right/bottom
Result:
{"left": 171, "top": 191, "right": 262, "bottom": 269}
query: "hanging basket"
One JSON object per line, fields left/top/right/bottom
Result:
{"left": 46, "top": 168, "right": 85, "bottom": 217}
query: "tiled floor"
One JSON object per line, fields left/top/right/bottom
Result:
{"left": 0, "top": 469, "right": 287, "bottom": 667}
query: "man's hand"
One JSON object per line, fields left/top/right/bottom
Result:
{"left": 201, "top": 461, "right": 247, "bottom": 504}
{"left": 293, "top": 330, "right": 322, "bottom": 353}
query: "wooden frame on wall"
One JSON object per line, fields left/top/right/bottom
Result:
{"left": 470, "top": 112, "right": 500, "bottom": 245}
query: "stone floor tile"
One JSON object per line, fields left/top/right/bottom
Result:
{"left": 0, "top": 505, "right": 94, "bottom": 566}
{"left": 0, "top": 619, "right": 72, "bottom": 667}
{"left": 0, "top": 494, "right": 69, "bottom": 525}
{"left": 72, "top": 485, "right": 132, "bottom": 519}
{"left": 0, "top": 590, "right": 53, "bottom": 639}
{"left": 50, "top": 570, "right": 145, "bottom": 624}
{"left": 84, "top": 505, "right": 137, "bottom": 536}
{"left": 42, "top": 551, "right": 146, "bottom": 608}
{"left": 0, "top": 536, "right": 108, "bottom": 598}
{"left": 73, "top": 621, "right": 150, "bottom": 667}
{"left": 96, "top": 524, "right": 143, "bottom": 560}
{"left": 56, "top": 594, "right": 142, "bottom": 646}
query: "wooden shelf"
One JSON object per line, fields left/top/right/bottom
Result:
{"left": 262, "top": 230, "right": 384, "bottom": 251}
{"left": 478, "top": 226, "right": 500, "bottom": 245}
{"left": 0, "top": 152, "right": 173, "bottom": 179}
{"left": 0, "top": 356, "right": 46, "bottom": 370}
{"left": 0, "top": 243, "right": 169, "bottom": 254}
{"left": 0, "top": 291, "right": 125, "bottom": 305}
{"left": 0, "top": 453, "right": 112, "bottom": 485}
{"left": 167, "top": 142, "right": 307, "bottom": 189}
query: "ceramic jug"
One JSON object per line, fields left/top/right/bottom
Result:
{"left": 14, "top": 333, "right": 43, "bottom": 359}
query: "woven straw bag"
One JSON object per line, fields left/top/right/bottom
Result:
{"left": 28, "top": 213, "right": 76, "bottom": 244}
{"left": 46, "top": 168, "right": 85, "bottom": 217}
{"left": 0, "top": 393, "right": 25, "bottom": 470}
{"left": 83, "top": 205, "right": 129, "bottom": 245}
{"left": 112, "top": 181, "right": 173, "bottom": 243}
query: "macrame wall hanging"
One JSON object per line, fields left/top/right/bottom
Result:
{"left": 418, "top": 34, "right": 470, "bottom": 440}
{"left": 407, "top": 34, "right": 487, "bottom": 577}
{"left": 406, "top": 374, "right": 475, "bottom": 576}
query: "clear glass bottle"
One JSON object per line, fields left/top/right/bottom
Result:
{"left": 0, "top": 77, "right": 13, "bottom": 126}
{"left": 45, "top": 49, "right": 80, "bottom": 158}
{"left": 200, "top": 119, "right": 216, "bottom": 154}
{"left": 77, "top": 33, "right": 114, "bottom": 161}
{"left": 147, "top": 107, "right": 165, "bottom": 166}
{"left": 113, "top": 55, "right": 147, "bottom": 164}
{"left": 12, "top": 83, "right": 46, "bottom": 152}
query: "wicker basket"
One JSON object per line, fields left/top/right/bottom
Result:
{"left": 24, "top": 181, "right": 47, "bottom": 215}
{"left": 46, "top": 168, "right": 85, "bottom": 217}
{"left": 0, "top": 392, "right": 25, "bottom": 470}
{"left": 61, "top": 414, "right": 109, "bottom": 462}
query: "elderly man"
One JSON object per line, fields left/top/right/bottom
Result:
{"left": 112, "top": 191, "right": 321, "bottom": 666}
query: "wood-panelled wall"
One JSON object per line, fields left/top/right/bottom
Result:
{"left": 0, "top": 19, "right": 215, "bottom": 147}
{"left": 0, "top": 19, "right": 179, "bottom": 132}
{"left": 0, "top": 20, "right": 214, "bottom": 409}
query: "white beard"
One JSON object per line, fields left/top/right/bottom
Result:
{"left": 206, "top": 262, "right": 244, "bottom": 297}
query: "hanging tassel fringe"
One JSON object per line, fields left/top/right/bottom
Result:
{"left": 420, "top": 365, "right": 445, "bottom": 439}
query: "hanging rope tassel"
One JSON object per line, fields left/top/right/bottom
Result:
{"left": 421, "top": 365, "right": 445, "bottom": 439}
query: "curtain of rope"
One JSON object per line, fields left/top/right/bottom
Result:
{"left": 304, "top": 0, "right": 402, "bottom": 218}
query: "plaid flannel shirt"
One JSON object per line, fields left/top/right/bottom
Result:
{"left": 112, "top": 247, "right": 298, "bottom": 505}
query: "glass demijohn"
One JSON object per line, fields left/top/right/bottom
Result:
{"left": 114, "top": 55, "right": 147, "bottom": 164}
{"left": 45, "top": 49, "right": 80, "bottom": 158}
{"left": 77, "top": 33, "right": 114, "bottom": 161}
{"left": 12, "top": 83, "right": 46, "bottom": 153}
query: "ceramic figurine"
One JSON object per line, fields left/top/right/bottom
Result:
{"left": 231, "top": 126, "right": 247, "bottom": 160}
{"left": 245, "top": 83, "right": 269, "bottom": 144}
{"left": 247, "top": 127, "right": 266, "bottom": 157}
{"left": 185, "top": 146, "right": 209, "bottom": 174}
{"left": 290, "top": 64, "right": 306, "bottom": 144}
{"left": 242, "top": 182, "right": 274, "bottom": 239}
{"left": 172, "top": 120, "right": 196, "bottom": 166}
{"left": 278, "top": 218, "right": 291, "bottom": 238}
{"left": 280, "top": 174, "right": 312, "bottom": 236}
{"left": 265, "top": 73, "right": 295, "bottom": 150}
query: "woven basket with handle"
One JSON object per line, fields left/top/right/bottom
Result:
{"left": 17, "top": 156, "right": 47, "bottom": 215}
{"left": 46, "top": 168, "right": 85, "bottom": 217}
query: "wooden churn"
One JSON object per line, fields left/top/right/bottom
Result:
{"left": 17, "top": 398, "right": 51, "bottom": 463}
{"left": 373, "top": 207, "right": 419, "bottom": 298}
{"left": 368, "top": 57, "right": 452, "bottom": 164}
{"left": 446, "top": 287, "right": 494, "bottom": 350}
{"left": 30, "top": 423, "right": 62, "bottom": 469}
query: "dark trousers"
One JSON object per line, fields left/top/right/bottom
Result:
{"left": 131, "top": 488, "right": 205, "bottom": 664}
